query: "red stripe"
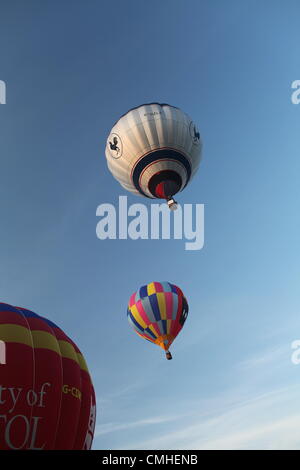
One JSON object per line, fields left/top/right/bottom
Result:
{"left": 171, "top": 292, "right": 183, "bottom": 338}
{"left": 73, "top": 370, "right": 93, "bottom": 449}
{"left": 28, "top": 348, "right": 63, "bottom": 449}
{"left": 0, "top": 311, "right": 29, "bottom": 327}
{"left": 53, "top": 356, "right": 82, "bottom": 449}
{"left": 153, "top": 282, "right": 164, "bottom": 293}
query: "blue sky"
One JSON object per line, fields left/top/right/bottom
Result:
{"left": 0, "top": 0, "right": 300, "bottom": 449}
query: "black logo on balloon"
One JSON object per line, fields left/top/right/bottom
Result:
{"left": 189, "top": 121, "right": 200, "bottom": 145}
{"left": 108, "top": 133, "right": 123, "bottom": 159}
{"left": 109, "top": 137, "right": 119, "bottom": 153}
{"left": 179, "top": 298, "right": 189, "bottom": 326}
{"left": 193, "top": 126, "right": 200, "bottom": 141}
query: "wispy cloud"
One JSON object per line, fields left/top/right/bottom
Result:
{"left": 120, "top": 385, "right": 300, "bottom": 450}
{"left": 95, "top": 415, "right": 180, "bottom": 437}
{"left": 95, "top": 343, "right": 300, "bottom": 450}
{"left": 96, "top": 380, "right": 148, "bottom": 407}
{"left": 237, "top": 344, "right": 289, "bottom": 371}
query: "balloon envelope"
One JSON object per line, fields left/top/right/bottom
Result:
{"left": 105, "top": 103, "right": 202, "bottom": 206}
{"left": 127, "top": 282, "right": 189, "bottom": 356}
{"left": 0, "top": 303, "right": 96, "bottom": 450}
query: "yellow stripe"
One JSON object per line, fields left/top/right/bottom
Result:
{"left": 0, "top": 325, "right": 89, "bottom": 372}
{"left": 58, "top": 340, "right": 79, "bottom": 365}
{"left": 156, "top": 293, "right": 166, "bottom": 320}
{"left": 130, "top": 305, "right": 147, "bottom": 329}
{"left": 31, "top": 330, "right": 60, "bottom": 355}
{"left": 148, "top": 324, "right": 159, "bottom": 338}
{"left": 0, "top": 324, "right": 33, "bottom": 347}
{"left": 77, "top": 353, "right": 89, "bottom": 374}
{"left": 33, "top": 334, "right": 89, "bottom": 373}
{"left": 147, "top": 282, "right": 156, "bottom": 295}
{"left": 167, "top": 319, "right": 172, "bottom": 335}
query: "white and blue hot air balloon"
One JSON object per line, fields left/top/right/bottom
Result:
{"left": 105, "top": 102, "right": 202, "bottom": 210}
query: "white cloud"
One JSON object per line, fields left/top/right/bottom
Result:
{"left": 120, "top": 386, "right": 300, "bottom": 450}
{"left": 237, "top": 344, "right": 288, "bottom": 370}
{"left": 94, "top": 342, "right": 300, "bottom": 450}
{"left": 95, "top": 415, "right": 180, "bottom": 437}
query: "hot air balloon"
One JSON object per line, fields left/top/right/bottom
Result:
{"left": 0, "top": 303, "right": 96, "bottom": 450}
{"left": 105, "top": 103, "right": 202, "bottom": 210}
{"left": 127, "top": 282, "right": 189, "bottom": 360}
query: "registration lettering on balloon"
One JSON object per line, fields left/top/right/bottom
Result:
{"left": 143, "top": 111, "right": 162, "bottom": 117}
{"left": 62, "top": 384, "right": 82, "bottom": 400}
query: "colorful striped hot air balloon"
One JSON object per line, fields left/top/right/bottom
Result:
{"left": 127, "top": 282, "right": 189, "bottom": 360}
{"left": 105, "top": 103, "right": 202, "bottom": 210}
{"left": 0, "top": 303, "right": 96, "bottom": 450}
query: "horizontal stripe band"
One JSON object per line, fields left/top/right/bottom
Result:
{"left": 0, "top": 324, "right": 89, "bottom": 373}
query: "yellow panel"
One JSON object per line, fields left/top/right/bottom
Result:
{"left": 156, "top": 293, "right": 166, "bottom": 320}
{"left": 77, "top": 353, "right": 90, "bottom": 374}
{"left": 167, "top": 319, "right": 172, "bottom": 335}
{"left": 147, "top": 282, "right": 156, "bottom": 295}
{"left": 130, "top": 305, "right": 147, "bottom": 329}
{"left": 148, "top": 324, "right": 159, "bottom": 339}
{"left": 58, "top": 340, "right": 79, "bottom": 365}
{"left": 0, "top": 324, "right": 33, "bottom": 347}
{"left": 31, "top": 330, "right": 61, "bottom": 355}
{"left": 0, "top": 325, "right": 91, "bottom": 373}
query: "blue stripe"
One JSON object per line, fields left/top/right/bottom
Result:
{"left": 128, "top": 315, "right": 142, "bottom": 334}
{"left": 139, "top": 285, "right": 148, "bottom": 299}
{"left": 0, "top": 304, "right": 60, "bottom": 329}
{"left": 149, "top": 294, "right": 161, "bottom": 322}
{"left": 0, "top": 303, "right": 21, "bottom": 313}
{"left": 145, "top": 327, "right": 157, "bottom": 339}
{"left": 161, "top": 320, "right": 167, "bottom": 335}
{"left": 128, "top": 311, "right": 144, "bottom": 332}
{"left": 132, "top": 149, "right": 191, "bottom": 197}
{"left": 18, "top": 308, "right": 60, "bottom": 329}
{"left": 170, "top": 284, "right": 178, "bottom": 294}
